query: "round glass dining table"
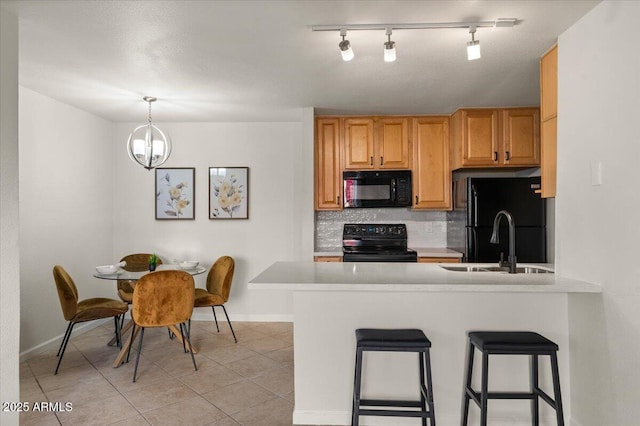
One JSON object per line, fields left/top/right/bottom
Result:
{"left": 94, "top": 264, "right": 207, "bottom": 367}
{"left": 94, "top": 264, "right": 207, "bottom": 280}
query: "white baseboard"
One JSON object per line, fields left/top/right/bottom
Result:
{"left": 293, "top": 410, "right": 564, "bottom": 425}
{"left": 19, "top": 318, "right": 110, "bottom": 363}
{"left": 189, "top": 311, "right": 293, "bottom": 322}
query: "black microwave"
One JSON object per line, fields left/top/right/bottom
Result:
{"left": 343, "top": 170, "right": 412, "bottom": 208}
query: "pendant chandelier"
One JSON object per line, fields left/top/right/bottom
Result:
{"left": 127, "top": 96, "right": 171, "bottom": 170}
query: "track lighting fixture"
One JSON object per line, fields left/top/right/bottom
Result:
{"left": 311, "top": 18, "right": 516, "bottom": 62}
{"left": 467, "top": 25, "right": 481, "bottom": 60}
{"left": 339, "top": 29, "right": 354, "bottom": 61}
{"left": 383, "top": 28, "right": 396, "bottom": 62}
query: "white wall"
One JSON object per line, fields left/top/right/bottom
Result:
{"left": 557, "top": 2, "right": 640, "bottom": 425}
{"left": 19, "top": 88, "right": 116, "bottom": 354}
{"left": 113, "top": 118, "right": 311, "bottom": 321}
{"left": 0, "top": 6, "right": 20, "bottom": 425}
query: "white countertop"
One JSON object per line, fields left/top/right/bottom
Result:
{"left": 314, "top": 247, "right": 463, "bottom": 258}
{"left": 249, "top": 261, "right": 601, "bottom": 293}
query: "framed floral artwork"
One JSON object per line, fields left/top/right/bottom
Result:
{"left": 209, "top": 167, "right": 249, "bottom": 219}
{"left": 155, "top": 168, "right": 195, "bottom": 220}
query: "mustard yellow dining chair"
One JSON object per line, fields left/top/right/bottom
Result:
{"left": 194, "top": 256, "right": 237, "bottom": 343}
{"left": 127, "top": 270, "right": 197, "bottom": 382}
{"left": 117, "top": 253, "right": 163, "bottom": 304}
{"left": 53, "top": 265, "right": 128, "bottom": 374}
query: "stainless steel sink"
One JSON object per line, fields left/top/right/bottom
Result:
{"left": 440, "top": 265, "right": 553, "bottom": 274}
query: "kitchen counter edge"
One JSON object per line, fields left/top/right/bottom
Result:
{"left": 249, "top": 261, "right": 601, "bottom": 294}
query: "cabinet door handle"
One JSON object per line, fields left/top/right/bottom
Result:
{"left": 415, "top": 195, "right": 419, "bottom": 204}
{"left": 493, "top": 151, "right": 498, "bottom": 162}
{"left": 505, "top": 151, "right": 511, "bottom": 161}
{"left": 337, "top": 196, "right": 340, "bottom": 204}
{"left": 380, "top": 156, "right": 384, "bottom": 166}
{"left": 370, "top": 156, "right": 373, "bottom": 166}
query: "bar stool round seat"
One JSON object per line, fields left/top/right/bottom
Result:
{"left": 352, "top": 328, "right": 436, "bottom": 426}
{"left": 462, "top": 331, "right": 564, "bottom": 426}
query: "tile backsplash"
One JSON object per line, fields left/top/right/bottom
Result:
{"left": 316, "top": 208, "right": 452, "bottom": 249}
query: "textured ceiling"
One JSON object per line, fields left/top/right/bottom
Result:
{"left": 2, "top": 0, "right": 600, "bottom": 122}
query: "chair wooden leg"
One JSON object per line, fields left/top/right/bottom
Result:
{"left": 211, "top": 306, "right": 220, "bottom": 332}
{"left": 55, "top": 322, "right": 75, "bottom": 374}
{"left": 132, "top": 327, "right": 145, "bottom": 382}
{"left": 221, "top": 305, "right": 237, "bottom": 343}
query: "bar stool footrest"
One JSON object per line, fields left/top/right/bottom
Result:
{"left": 360, "top": 398, "right": 423, "bottom": 408}
{"left": 359, "top": 408, "right": 433, "bottom": 418}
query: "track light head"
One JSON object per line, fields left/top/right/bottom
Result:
{"left": 339, "top": 29, "right": 354, "bottom": 61}
{"left": 467, "top": 25, "right": 481, "bottom": 60}
{"left": 384, "top": 28, "right": 396, "bottom": 62}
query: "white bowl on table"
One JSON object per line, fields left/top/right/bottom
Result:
{"left": 96, "top": 265, "right": 119, "bottom": 274}
{"left": 178, "top": 260, "right": 199, "bottom": 270}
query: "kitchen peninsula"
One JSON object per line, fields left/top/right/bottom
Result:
{"left": 249, "top": 261, "right": 601, "bottom": 426}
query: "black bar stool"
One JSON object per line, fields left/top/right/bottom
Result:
{"left": 352, "top": 328, "right": 436, "bottom": 426}
{"left": 461, "top": 331, "right": 564, "bottom": 426}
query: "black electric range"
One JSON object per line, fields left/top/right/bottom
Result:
{"left": 342, "top": 223, "right": 417, "bottom": 262}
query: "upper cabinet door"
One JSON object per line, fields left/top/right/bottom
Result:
{"left": 315, "top": 118, "right": 342, "bottom": 210}
{"left": 541, "top": 45, "right": 558, "bottom": 121}
{"left": 459, "top": 109, "right": 499, "bottom": 166}
{"left": 344, "top": 118, "right": 375, "bottom": 169}
{"left": 502, "top": 108, "right": 540, "bottom": 166}
{"left": 412, "top": 117, "right": 451, "bottom": 210}
{"left": 540, "top": 44, "right": 558, "bottom": 198}
{"left": 377, "top": 117, "right": 411, "bottom": 169}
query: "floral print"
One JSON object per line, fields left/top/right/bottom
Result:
{"left": 211, "top": 173, "right": 244, "bottom": 218}
{"left": 159, "top": 172, "right": 190, "bottom": 217}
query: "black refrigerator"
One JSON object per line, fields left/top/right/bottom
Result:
{"left": 453, "top": 177, "right": 546, "bottom": 263}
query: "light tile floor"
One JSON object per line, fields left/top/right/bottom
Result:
{"left": 20, "top": 321, "right": 295, "bottom": 425}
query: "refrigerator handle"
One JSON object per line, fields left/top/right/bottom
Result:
{"left": 470, "top": 228, "right": 478, "bottom": 261}
{"left": 471, "top": 185, "right": 479, "bottom": 227}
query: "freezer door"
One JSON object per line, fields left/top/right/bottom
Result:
{"left": 468, "top": 177, "right": 545, "bottom": 227}
{"left": 466, "top": 226, "right": 546, "bottom": 263}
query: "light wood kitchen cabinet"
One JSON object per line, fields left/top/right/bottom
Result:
{"left": 540, "top": 44, "right": 558, "bottom": 198}
{"left": 314, "top": 256, "right": 342, "bottom": 262}
{"left": 540, "top": 44, "right": 558, "bottom": 121}
{"left": 451, "top": 108, "right": 540, "bottom": 169}
{"left": 417, "top": 257, "right": 461, "bottom": 263}
{"left": 315, "top": 118, "right": 342, "bottom": 210}
{"left": 344, "top": 117, "right": 411, "bottom": 170}
{"left": 502, "top": 108, "right": 540, "bottom": 166}
{"left": 377, "top": 117, "right": 411, "bottom": 169}
{"left": 412, "top": 116, "right": 451, "bottom": 210}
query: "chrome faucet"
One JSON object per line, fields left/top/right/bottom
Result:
{"left": 490, "top": 210, "right": 517, "bottom": 273}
